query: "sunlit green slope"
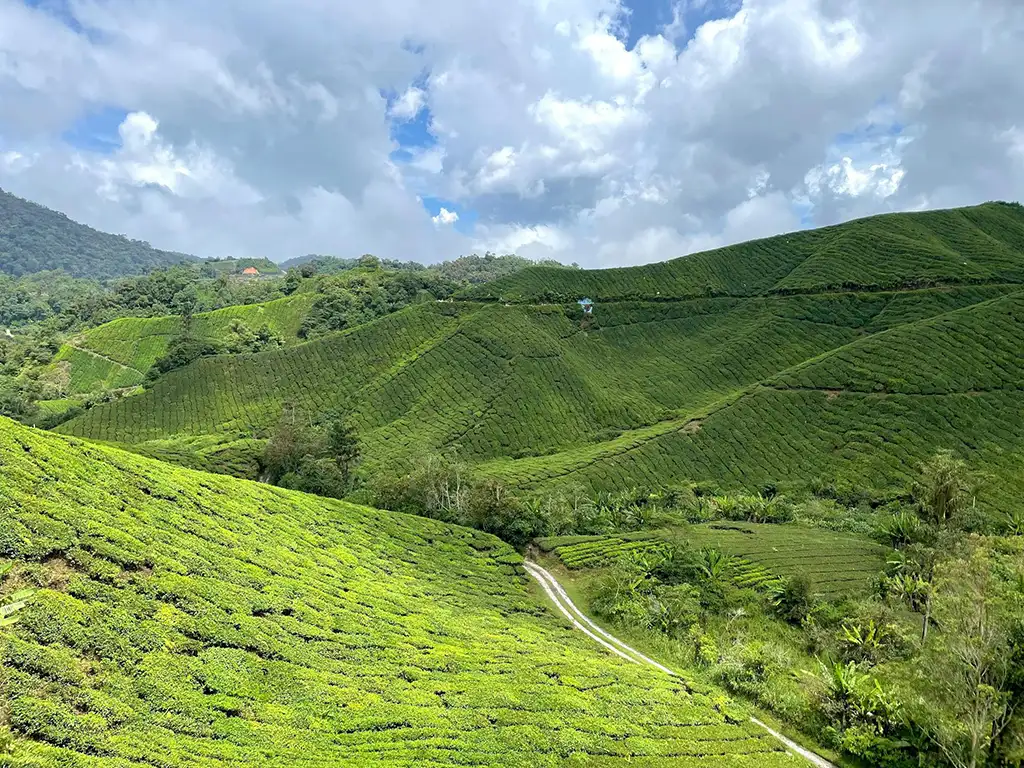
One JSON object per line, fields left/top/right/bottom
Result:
{"left": 54, "top": 204, "right": 1024, "bottom": 509}
{"left": 481, "top": 291, "right": 1024, "bottom": 511}
{"left": 0, "top": 418, "right": 791, "bottom": 767}
{"left": 50, "top": 294, "right": 315, "bottom": 395}
{"left": 463, "top": 202, "right": 1024, "bottom": 302}
{"left": 56, "top": 296, "right": 866, "bottom": 471}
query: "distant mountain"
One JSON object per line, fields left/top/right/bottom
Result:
{"left": 0, "top": 189, "right": 197, "bottom": 278}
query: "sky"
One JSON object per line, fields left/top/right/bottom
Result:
{"left": 0, "top": 0, "right": 1022, "bottom": 267}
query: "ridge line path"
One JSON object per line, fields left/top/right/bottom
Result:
{"left": 523, "top": 560, "right": 837, "bottom": 768}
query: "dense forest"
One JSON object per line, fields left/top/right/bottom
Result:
{"left": 0, "top": 189, "right": 196, "bottom": 278}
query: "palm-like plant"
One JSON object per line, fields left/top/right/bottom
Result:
{"left": 880, "top": 509, "right": 923, "bottom": 547}
{"left": 698, "top": 548, "right": 734, "bottom": 581}
{"left": 1003, "top": 508, "right": 1024, "bottom": 536}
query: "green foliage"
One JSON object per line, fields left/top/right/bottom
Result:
{"left": 878, "top": 508, "right": 927, "bottom": 548}
{"left": 770, "top": 575, "right": 815, "bottom": 625}
{"left": 0, "top": 417, "right": 798, "bottom": 766}
{"left": 914, "top": 546, "right": 1024, "bottom": 768}
{"left": 914, "top": 449, "right": 981, "bottom": 528}
{"left": 373, "top": 453, "right": 546, "bottom": 548}
{"left": 713, "top": 493, "right": 794, "bottom": 524}
{"left": 0, "top": 189, "right": 195, "bottom": 278}
{"left": 145, "top": 330, "right": 223, "bottom": 382}
{"left": 262, "top": 406, "right": 361, "bottom": 498}
{"left": 224, "top": 319, "right": 283, "bottom": 354}
{"left": 298, "top": 268, "right": 457, "bottom": 338}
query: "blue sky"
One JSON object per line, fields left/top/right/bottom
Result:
{"left": 62, "top": 105, "right": 129, "bottom": 154}
{"left": 32, "top": 0, "right": 747, "bottom": 243}
{"left": 623, "top": 0, "right": 738, "bottom": 47}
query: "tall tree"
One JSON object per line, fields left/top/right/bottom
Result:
{"left": 926, "top": 547, "right": 1020, "bottom": 768}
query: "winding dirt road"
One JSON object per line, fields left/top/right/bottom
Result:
{"left": 523, "top": 560, "right": 837, "bottom": 768}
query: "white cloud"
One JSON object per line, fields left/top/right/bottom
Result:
{"left": 390, "top": 86, "right": 427, "bottom": 121}
{"left": 805, "top": 155, "right": 904, "bottom": 200}
{"left": 432, "top": 207, "right": 459, "bottom": 225}
{"left": 0, "top": 0, "right": 1021, "bottom": 266}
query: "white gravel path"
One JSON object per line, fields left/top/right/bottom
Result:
{"left": 524, "top": 560, "right": 837, "bottom": 768}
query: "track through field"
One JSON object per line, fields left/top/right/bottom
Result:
{"left": 524, "top": 560, "right": 837, "bottom": 768}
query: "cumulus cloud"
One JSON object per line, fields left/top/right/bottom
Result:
{"left": 0, "top": 0, "right": 1021, "bottom": 266}
{"left": 390, "top": 87, "right": 427, "bottom": 121}
{"left": 432, "top": 207, "right": 459, "bottom": 225}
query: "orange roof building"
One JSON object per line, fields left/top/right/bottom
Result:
{"left": 241, "top": 267, "right": 260, "bottom": 276}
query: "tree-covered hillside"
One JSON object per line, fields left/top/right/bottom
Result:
{"left": 0, "top": 417, "right": 790, "bottom": 766}
{"left": 0, "top": 189, "right": 196, "bottom": 278}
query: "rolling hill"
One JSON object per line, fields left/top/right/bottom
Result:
{"left": 0, "top": 189, "right": 197, "bottom": 278}
{"left": 54, "top": 202, "right": 1024, "bottom": 513}
{"left": 464, "top": 202, "right": 1024, "bottom": 302}
{"left": 0, "top": 417, "right": 794, "bottom": 766}
{"left": 47, "top": 294, "right": 317, "bottom": 396}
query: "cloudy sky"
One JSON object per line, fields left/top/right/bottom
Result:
{"left": 1, "top": 0, "right": 1022, "bottom": 267}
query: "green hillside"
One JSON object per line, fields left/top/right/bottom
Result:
{"left": 53, "top": 203, "right": 1024, "bottom": 515}
{"left": 465, "top": 202, "right": 1024, "bottom": 302}
{"left": 0, "top": 418, "right": 794, "bottom": 766}
{"left": 0, "top": 189, "right": 196, "bottom": 278}
{"left": 51, "top": 294, "right": 316, "bottom": 395}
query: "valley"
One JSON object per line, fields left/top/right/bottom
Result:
{"left": 2, "top": 200, "right": 1024, "bottom": 767}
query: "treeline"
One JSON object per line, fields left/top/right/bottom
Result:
{"left": 283, "top": 251, "right": 577, "bottom": 286}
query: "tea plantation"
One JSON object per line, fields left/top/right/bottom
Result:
{"left": 53, "top": 203, "right": 1024, "bottom": 513}
{"left": 539, "top": 524, "right": 888, "bottom": 599}
{"left": 0, "top": 418, "right": 798, "bottom": 766}
{"left": 464, "top": 202, "right": 1024, "bottom": 302}
{"left": 50, "top": 294, "right": 316, "bottom": 395}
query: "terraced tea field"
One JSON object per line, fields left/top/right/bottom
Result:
{"left": 53, "top": 203, "right": 1024, "bottom": 514}
{"left": 536, "top": 532, "right": 669, "bottom": 569}
{"left": 540, "top": 523, "right": 888, "bottom": 599}
{"left": 50, "top": 294, "right": 316, "bottom": 395}
{"left": 0, "top": 418, "right": 798, "bottom": 766}
{"left": 465, "top": 202, "right": 1024, "bottom": 303}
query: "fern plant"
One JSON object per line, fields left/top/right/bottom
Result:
{"left": 0, "top": 563, "right": 35, "bottom": 629}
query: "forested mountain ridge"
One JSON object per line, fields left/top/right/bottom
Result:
{"left": 0, "top": 189, "right": 196, "bottom": 278}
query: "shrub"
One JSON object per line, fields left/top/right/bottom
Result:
{"left": 878, "top": 509, "right": 926, "bottom": 548}
{"left": 913, "top": 450, "right": 981, "bottom": 529}
{"left": 770, "top": 574, "right": 815, "bottom": 624}
{"left": 145, "top": 333, "right": 222, "bottom": 382}
{"left": 714, "top": 493, "right": 794, "bottom": 524}
{"left": 688, "top": 625, "right": 719, "bottom": 668}
{"left": 715, "top": 641, "right": 790, "bottom": 699}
